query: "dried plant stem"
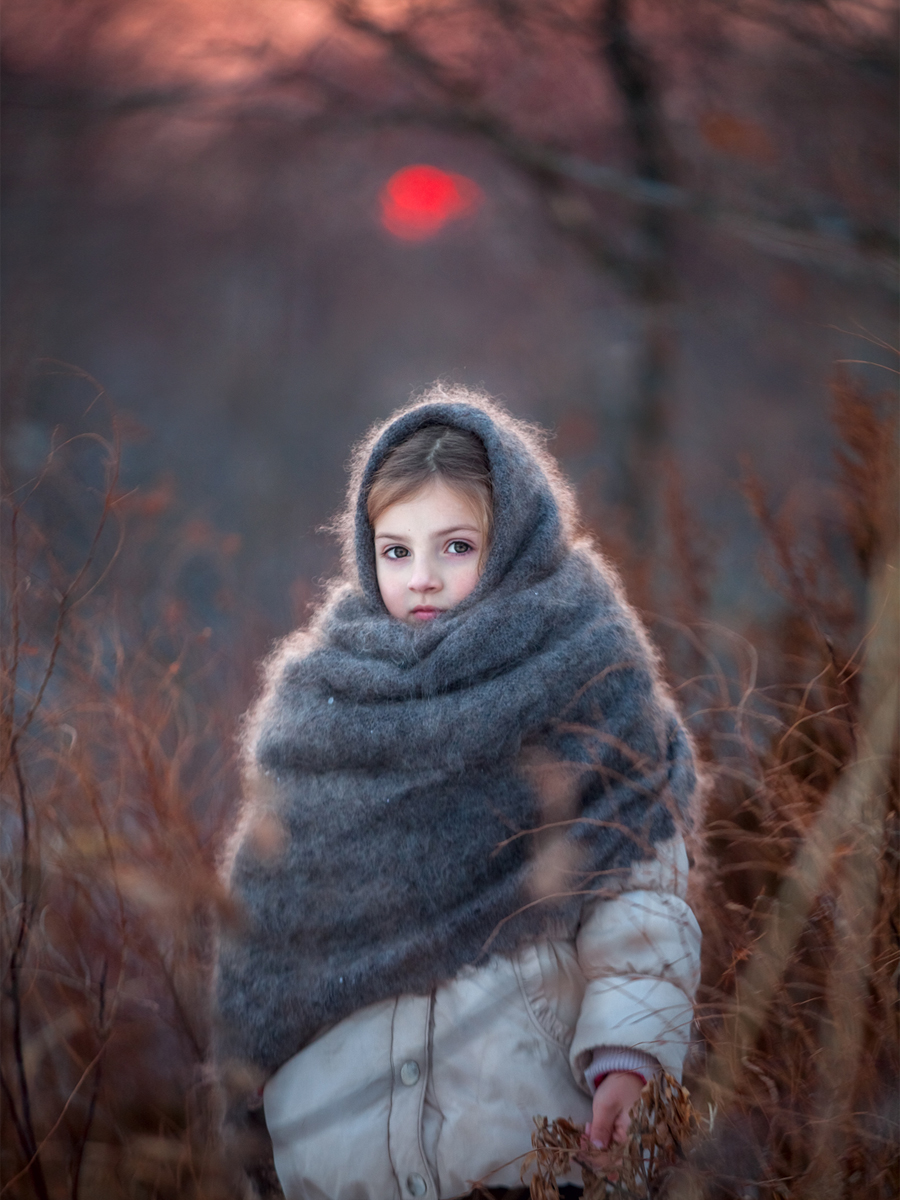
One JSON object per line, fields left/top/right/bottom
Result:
{"left": 525, "top": 1075, "right": 703, "bottom": 1199}
{"left": 673, "top": 556, "right": 899, "bottom": 1196}
{"left": 1, "top": 423, "right": 120, "bottom": 1197}
{"left": 3, "top": 693, "right": 49, "bottom": 1200}
{"left": 0, "top": 1045, "right": 106, "bottom": 1197}
{"left": 803, "top": 873, "right": 877, "bottom": 1198}
{"left": 69, "top": 960, "right": 108, "bottom": 1200}
{"left": 800, "top": 560, "right": 899, "bottom": 1196}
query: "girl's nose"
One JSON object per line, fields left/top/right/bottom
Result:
{"left": 408, "top": 561, "right": 440, "bottom": 593}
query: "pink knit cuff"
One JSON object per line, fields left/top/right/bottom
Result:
{"left": 585, "top": 1046, "right": 661, "bottom": 1094}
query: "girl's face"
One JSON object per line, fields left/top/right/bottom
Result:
{"left": 373, "top": 479, "right": 486, "bottom": 624}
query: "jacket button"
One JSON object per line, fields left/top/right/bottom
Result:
{"left": 406, "top": 1174, "right": 427, "bottom": 1196}
{"left": 399, "top": 1060, "right": 420, "bottom": 1086}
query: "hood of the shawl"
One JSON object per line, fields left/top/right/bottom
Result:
{"left": 347, "top": 395, "right": 578, "bottom": 613}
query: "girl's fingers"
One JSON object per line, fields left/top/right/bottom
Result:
{"left": 590, "top": 1104, "right": 633, "bottom": 1148}
{"left": 589, "top": 1105, "right": 615, "bottom": 1149}
{"left": 590, "top": 1073, "right": 644, "bottom": 1146}
{"left": 613, "top": 1109, "right": 631, "bottom": 1145}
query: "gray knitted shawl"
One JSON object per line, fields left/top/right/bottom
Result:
{"left": 215, "top": 393, "right": 696, "bottom": 1075}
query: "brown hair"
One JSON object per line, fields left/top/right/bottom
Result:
{"left": 366, "top": 424, "right": 493, "bottom": 544}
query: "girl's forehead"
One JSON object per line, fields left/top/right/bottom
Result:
{"left": 372, "top": 479, "right": 485, "bottom": 533}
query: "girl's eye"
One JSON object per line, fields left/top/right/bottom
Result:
{"left": 447, "top": 540, "right": 474, "bottom": 555}
{"left": 384, "top": 545, "right": 410, "bottom": 559}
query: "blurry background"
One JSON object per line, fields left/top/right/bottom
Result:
{"left": 1, "top": 3, "right": 898, "bottom": 1198}
{"left": 4, "top": 0, "right": 897, "bottom": 630}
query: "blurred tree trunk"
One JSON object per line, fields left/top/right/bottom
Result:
{"left": 595, "top": 0, "right": 676, "bottom": 549}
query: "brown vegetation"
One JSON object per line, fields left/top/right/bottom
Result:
{"left": 525, "top": 1073, "right": 702, "bottom": 1199}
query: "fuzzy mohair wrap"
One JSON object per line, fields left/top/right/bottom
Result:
{"left": 215, "top": 389, "right": 697, "bottom": 1076}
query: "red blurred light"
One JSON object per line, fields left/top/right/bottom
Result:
{"left": 380, "top": 165, "right": 483, "bottom": 241}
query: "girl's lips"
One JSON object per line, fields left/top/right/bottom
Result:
{"left": 410, "top": 606, "right": 442, "bottom": 620}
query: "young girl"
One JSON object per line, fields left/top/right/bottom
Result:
{"left": 216, "top": 387, "right": 702, "bottom": 1199}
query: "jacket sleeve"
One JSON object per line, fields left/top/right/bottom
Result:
{"left": 569, "top": 833, "right": 701, "bottom": 1089}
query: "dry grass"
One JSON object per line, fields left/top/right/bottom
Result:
{"left": 525, "top": 1074, "right": 703, "bottom": 1199}
{"left": 2, "top": 374, "right": 897, "bottom": 1199}
{"left": 1, "top": 410, "right": 251, "bottom": 1199}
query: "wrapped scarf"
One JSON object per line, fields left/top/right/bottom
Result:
{"left": 215, "top": 392, "right": 697, "bottom": 1075}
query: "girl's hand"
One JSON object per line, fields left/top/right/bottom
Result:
{"left": 583, "top": 1071, "right": 645, "bottom": 1149}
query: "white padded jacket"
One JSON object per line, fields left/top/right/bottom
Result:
{"left": 263, "top": 836, "right": 701, "bottom": 1200}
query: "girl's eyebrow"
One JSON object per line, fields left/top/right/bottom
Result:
{"left": 375, "top": 525, "right": 481, "bottom": 540}
{"left": 434, "top": 526, "right": 481, "bottom": 538}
